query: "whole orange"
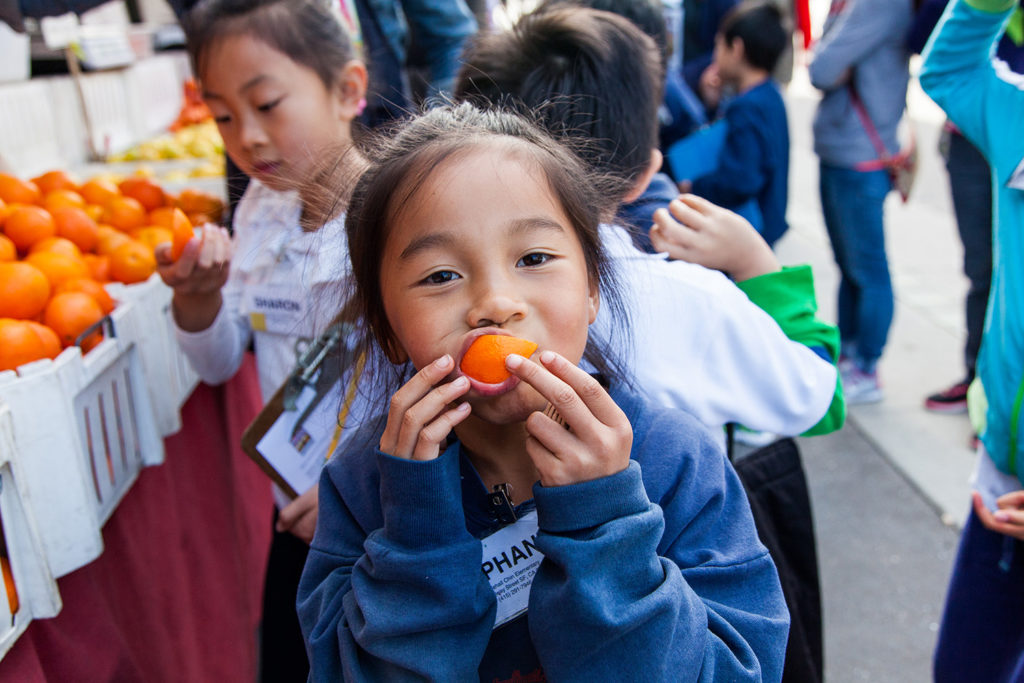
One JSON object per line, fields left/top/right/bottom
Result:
{"left": 0, "top": 318, "right": 52, "bottom": 371}
{"left": 52, "top": 207, "right": 99, "bottom": 252}
{"left": 3, "top": 205, "right": 56, "bottom": 252}
{"left": 31, "top": 170, "right": 78, "bottom": 195}
{"left": 132, "top": 226, "right": 174, "bottom": 251}
{"left": 95, "top": 226, "right": 131, "bottom": 256}
{"left": 55, "top": 277, "right": 116, "bottom": 314}
{"left": 83, "top": 254, "right": 111, "bottom": 282}
{"left": 109, "top": 239, "right": 157, "bottom": 284}
{"left": 0, "top": 262, "right": 51, "bottom": 319}
{"left": 25, "top": 320, "right": 62, "bottom": 360}
{"left": 24, "top": 250, "right": 89, "bottom": 288}
{"left": 104, "top": 196, "right": 147, "bottom": 232}
{"left": 459, "top": 335, "right": 539, "bottom": 384}
{"left": 43, "top": 189, "right": 86, "bottom": 212}
{"left": 0, "top": 235, "right": 15, "bottom": 262}
{"left": 0, "top": 174, "right": 41, "bottom": 205}
{"left": 169, "top": 209, "right": 195, "bottom": 261}
{"left": 29, "top": 236, "right": 82, "bottom": 259}
{"left": 79, "top": 178, "right": 120, "bottom": 207}
{"left": 84, "top": 204, "right": 104, "bottom": 222}
{"left": 44, "top": 292, "right": 105, "bottom": 348}
{"left": 119, "top": 177, "right": 165, "bottom": 212}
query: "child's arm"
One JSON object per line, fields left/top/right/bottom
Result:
{"left": 646, "top": 199, "right": 845, "bottom": 435}
{"left": 298, "top": 358, "right": 495, "bottom": 680}
{"left": 919, "top": 0, "right": 1024, "bottom": 172}
{"left": 522, "top": 402, "right": 789, "bottom": 681}
{"left": 808, "top": 0, "right": 899, "bottom": 91}
{"left": 157, "top": 224, "right": 251, "bottom": 386}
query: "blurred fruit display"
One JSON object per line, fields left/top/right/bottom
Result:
{"left": 0, "top": 169, "right": 221, "bottom": 369}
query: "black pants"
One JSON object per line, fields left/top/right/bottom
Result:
{"left": 945, "top": 129, "right": 993, "bottom": 380}
{"left": 259, "top": 514, "right": 311, "bottom": 683}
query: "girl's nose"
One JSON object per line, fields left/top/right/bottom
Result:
{"left": 467, "top": 279, "right": 528, "bottom": 329}
{"left": 238, "top": 114, "right": 268, "bottom": 152}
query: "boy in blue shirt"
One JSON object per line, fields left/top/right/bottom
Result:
{"left": 678, "top": 1, "right": 791, "bottom": 247}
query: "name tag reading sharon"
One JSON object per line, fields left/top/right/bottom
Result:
{"left": 480, "top": 511, "right": 543, "bottom": 629}
{"left": 242, "top": 284, "right": 310, "bottom": 336}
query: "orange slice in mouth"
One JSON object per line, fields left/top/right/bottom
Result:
{"left": 460, "top": 335, "right": 538, "bottom": 384}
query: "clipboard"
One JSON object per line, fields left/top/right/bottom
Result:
{"left": 240, "top": 321, "right": 363, "bottom": 499}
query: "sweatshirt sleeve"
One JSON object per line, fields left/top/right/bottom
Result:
{"left": 691, "top": 102, "right": 766, "bottom": 206}
{"left": 737, "top": 265, "right": 846, "bottom": 436}
{"left": 919, "top": 0, "right": 1024, "bottom": 174}
{"left": 173, "top": 280, "right": 251, "bottom": 386}
{"left": 527, "top": 428, "right": 789, "bottom": 681}
{"left": 298, "top": 448, "right": 496, "bottom": 682}
{"left": 809, "top": 0, "right": 903, "bottom": 90}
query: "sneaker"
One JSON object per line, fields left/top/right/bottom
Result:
{"left": 842, "top": 366, "right": 884, "bottom": 405}
{"left": 924, "top": 379, "right": 970, "bottom": 414}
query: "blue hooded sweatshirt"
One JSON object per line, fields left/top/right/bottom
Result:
{"left": 297, "top": 386, "right": 789, "bottom": 681}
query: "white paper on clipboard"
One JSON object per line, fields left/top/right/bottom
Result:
{"left": 255, "top": 379, "right": 342, "bottom": 496}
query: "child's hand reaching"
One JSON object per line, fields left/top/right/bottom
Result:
{"left": 505, "top": 351, "right": 632, "bottom": 487}
{"left": 156, "top": 223, "right": 232, "bottom": 295}
{"left": 379, "top": 355, "right": 472, "bottom": 461}
{"left": 156, "top": 223, "right": 233, "bottom": 332}
{"left": 972, "top": 490, "right": 1024, "bottom": 541}
{"left": 651, "top": 194, "right": 780, "bottom": 282}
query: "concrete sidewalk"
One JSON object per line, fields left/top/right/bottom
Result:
{"left": 779, "top": 66, "right": 977, "bottom": 529}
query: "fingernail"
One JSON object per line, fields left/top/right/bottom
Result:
{"left": 436, "top": 355, "right": 452, "bottom": 369}
{"left": 540, "top": 350, "right": 556, "bottom": 364}
{"left": 995, "top": 511, "right": 1011, "bottom": 522}
{"left": 452, "top": 376, "right": 469, "bottom": 389}
{"left": 505, "top": 354, "right": 523, "bottom": 369}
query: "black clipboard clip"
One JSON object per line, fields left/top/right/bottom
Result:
{"left": 283, "top": 322, "right": 359, "bottom": 440}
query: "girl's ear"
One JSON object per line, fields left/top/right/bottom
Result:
{"left": 587, "top": 280, "right": 600, "bottom": 325}
{"left": 335, "top": 60, "right": 369, "bottom": 120}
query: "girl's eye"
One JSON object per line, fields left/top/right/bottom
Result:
{"left": 518, "top": 252, "right": 552, "bottom": 267}
{"left": 258, "top": 98, "right": 283, "bottom": 113}
{"left": 423, "top": 270, "right": 460, "bottom": 285}
{"left": 213, "top": 114, "right": 231, "bottom": 124}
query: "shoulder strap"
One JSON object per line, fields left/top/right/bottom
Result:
{"left": 848, "top": 83, "right": 892, "bottom": 160}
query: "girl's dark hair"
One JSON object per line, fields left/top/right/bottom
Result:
{"left": 455, "top": 6, "right": 663, "bottom": 199}
{"left": 346, "top": 102, "right": 633, "bottom": 397}
{"left": 184, "top": 0, "right": 355, "bottom": 88}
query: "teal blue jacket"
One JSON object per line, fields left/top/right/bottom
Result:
{"left": 921, "top": 0, "right": 1024, "bottom": 482}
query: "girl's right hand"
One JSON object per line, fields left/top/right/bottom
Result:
{"left": 155, "top": 223, "right": 232, "bottom": 296}
{"left": 379, "top": 355, "right": 472, "bottom": 461}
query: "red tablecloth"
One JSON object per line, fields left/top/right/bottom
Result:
{"left": 0, "top": 354, "right": 273, "bottom": 682}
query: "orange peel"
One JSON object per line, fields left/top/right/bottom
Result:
{"left": 460, "top": 335, "right": 538, "bottom": 384}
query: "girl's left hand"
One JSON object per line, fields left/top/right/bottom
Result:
{"left": 277, "top": 483, "right": 319, "bottom": 545}
{"left": 505, "top": 351, "right": 632, "bottom": 487}
{"left": 972, "top": 490, "right": 1024, "bottom": 541}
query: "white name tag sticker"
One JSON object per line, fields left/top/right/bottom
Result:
{"left": 241, "top": 284, "right": 310, "bottom": 336}
{"left": 480, "top": 511, "right": 543, "bottom": 629}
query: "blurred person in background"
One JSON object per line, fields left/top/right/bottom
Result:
{"left": 808, "top": 0, "right": 913, "bottom": 405}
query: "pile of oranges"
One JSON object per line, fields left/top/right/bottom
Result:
{"left": 0, "top": 169, "right": 204, "bottom": 372}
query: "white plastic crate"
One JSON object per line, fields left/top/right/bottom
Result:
{"left": 0, "top": 405, "right": 62, "bottom": 660}
{"left": 0, "top": 80, "right": 65, "bottom": 176}
{"left": 124, "top": 55, "right": 184, "bottom": 140}
{"left": 0, "top": 302, "right": 163, "bottom": 576}
{"left": 105, "top": 274, "right": 199, "bottom": 436}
